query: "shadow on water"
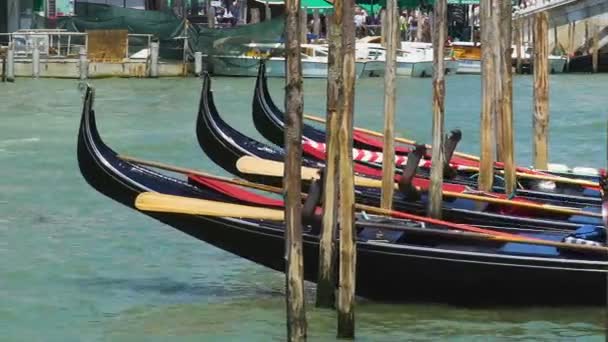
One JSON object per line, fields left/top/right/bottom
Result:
{"left": 76, "top": 275, "right": 286, "bottom": 299}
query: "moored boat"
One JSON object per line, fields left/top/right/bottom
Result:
{"left": 251, "top": 61, "right": 602, "bottom": 204}
{"left": 77, "top": 82, "right": 608, "bottom": 306}
{"left": 198, "top": 72, "right": 603, "bottom": 230}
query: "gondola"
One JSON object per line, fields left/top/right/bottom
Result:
{"left": 251, "top": 60, "right": 602, "bottom": 202}
{"left": 196, "top": 72, "right": 602, "bottom": 231}
{"left": 77, "top": 83, "right": 608, "bottom": 305}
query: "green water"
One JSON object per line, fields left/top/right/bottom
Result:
{"left": 1, "top": 74, "right": 607, "bottom": 341}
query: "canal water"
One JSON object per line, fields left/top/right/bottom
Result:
{"left": 1, "top": 74, "right": 606, "bottom": 341}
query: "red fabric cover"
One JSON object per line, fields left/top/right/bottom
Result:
{"left": 188, "top": 174, "right": 284, "bottom": 207}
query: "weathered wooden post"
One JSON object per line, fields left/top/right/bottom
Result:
{"left": 7, "top": 43, "right": 15, "bottom": 82}
{"left": 240, "top": 0, "right": 248, "bottom": 25}
{"left": 479, "top": 0, "right": 495, "bottom": 192}
{"left": 566, "top": 21, "right": 575, "bottom": 72}
{"left": 380, "top": 9, "right": 387, "bottom": 46}
{"left": 32, "top": 44, "right": 40, "bottom": 78}
{"left": 493, "top": 1, "right": 503, "bottom": 163}
{"left": 300, "top": 8, "right": 308, "bottom": 43}
{"left": 265, "top": 0, "right": 272, "bottom": 20}
{"left": 337, "top": 0, "right": 356, "bottom": 337}
{"left": 150, "top": 41, "right": 160, "bottom": 78}
{"left": 515, "top": 19, "right": 523, "bottom": 74}
{"left": 381, "top": 0, "right": 398, "bottom": 210}
{"left": 194, "top": 51, "right": 203, "bottom": 76}
{"left": 79, "top": 46, "right": 88, "bottom": 80}
{"left": 533, "top": 12, "right": 549, "bottom": 170}
{"left": 316, "top": 6, "right": 342, "bottom": 310}
{"left": 251, "top": 8, "right": 261, "bottom": 24}
{"left": 284, "top": 0, "right": 307, "bottom": 338}
{"left": 500, "top": 0, "right": 515, "bottom": 195}
{"left": 428, "top": 0, "right": 447, "bottom": 218}
{"left": 312, "top": 9, "right": 321, "bottom": 38}
{"left": 207, "top": 0, "right": 215, "bottom": 28}
{"left": 592, "top": 25, "right": 599, "bottom": 73}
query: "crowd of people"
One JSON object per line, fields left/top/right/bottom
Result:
{"left": 353, "top": 6, "right": 431, "bottom": 42}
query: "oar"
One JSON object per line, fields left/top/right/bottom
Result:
{"left": 304, "top": 113, "right": 480, "bottom": 161}
{"left": 136, "top": 192, "right": 284, "bottom": 220}
{"left": 305, "top": 115, "right": 598, "bottom": 188}
{"left": 236, "top": 156, "right": 602, "bottom": 219}
{"left": 456, "top": 165, "right": 599, "bottom": 188}
{"left": 119, "top": 154, "right": 592, "bottom": 236}
{"left": 119, "top": 155, "right": 521, "bottom": 237}
{"left": 134, "top": 192, "right": 608, "bottom": 254}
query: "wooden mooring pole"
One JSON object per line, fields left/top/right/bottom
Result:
{"left": 312, "top": 9, "right": 321, "bottom": 38}
{"left": 428, "top": 0, "right": 447, "bottom": 219}
{"left": 533, "top": 12, "right": 549, "bottom": 170}
{"left": 316, "top": 12, "right": 342, "bottom": 310}
{"left": 381, "top": 0, "right": 398, "bottom": 210}
{"left": 567, "top": 21, "right": 575, "bottom": 73}
{"left": 515, "top": 18, "right": 523, "bottom": 75}
{"left": 592, "top": 25, "right": 599, "bottom": 73}
{"left": 337, "top": 0, "right": 356, "bottom": 337}
{"left": 478, "top": 0, "right": 496, "bottom": 192}
{"left": 284, "top": 0, "right": 307, "bottom": 338}
{"left": 1, "top": 53, "right": 6, "bottom": 83}
{"left": 500, "top": 0, "right": 515, "bottom": 195}
{"left": 493, "top": 0, "right": 504, "bottom": 163}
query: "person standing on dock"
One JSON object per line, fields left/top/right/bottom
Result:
{"left": 408, "top": 13, "right": 418, "bottom": 41}
{"left": 354, "top": 7, "right": 367, "bottom": 38}
{"left": 400, "top": 11, "right": 408, "bottom": 41}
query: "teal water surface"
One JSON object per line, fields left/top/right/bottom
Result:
{"left": 1, "top": 74, "right": 607, "bottom": 341}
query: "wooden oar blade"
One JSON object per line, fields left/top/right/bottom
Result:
{"left": 236, "top": 156, "right": 321, "bottom": 180}
{"left": 135, "top": 192, "right": 285, "bottom": 221}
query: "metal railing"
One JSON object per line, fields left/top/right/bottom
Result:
{"left": 513, "top": 0, "right": 581, "bottom": 18}
{"left": 0, "top": 30, "right": 155, "bottom": 60}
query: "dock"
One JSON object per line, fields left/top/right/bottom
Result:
{"left": 0, "top": 29, "right": 189, "bottom": 79}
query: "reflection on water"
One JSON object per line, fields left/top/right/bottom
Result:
{"left": 1, "top": 75, "right": 607, "bottom": 341}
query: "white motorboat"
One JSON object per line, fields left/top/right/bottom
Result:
{"left": 511, "top": 44, "right": 567, "bottom": 74}
{"left": 210, "top": 43, "right": 379, "bottom": 78}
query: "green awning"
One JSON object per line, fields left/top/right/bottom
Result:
{"left": 356, "top": 0, "right": 479, "bottom": 8}
{"left": 256, "top": 0, "right": 334, "bottom": 13}
{"left": 358, "top": 3, "right": 382, "bottom": 15}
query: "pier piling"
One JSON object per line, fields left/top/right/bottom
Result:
{"left": 500, "top": 0, "right": 515, "bottom": 195}
{"left": 1, "top": 53, "right": 5, "bottom": 83}
{"left": 316, "top": 0, "right": 342, "bottom": 310}
{"left": 32, "top": 46, "right": 40, "bottom": 79}
{"left": 567, "top": 21, "right": 575, "bottom": 72}
{"left": 337, "top": 0, "right": 356, "bottom": 337}
{"left": 79, "top": 47, "right": 88, "bottom": 80}
{"left": 251, "top": 8, "right": 260, "bottom": 24}
{"left": 284, "top": 0, "right": 307, "bottom": 339}
{"left": 150, "top": 42, "right": 159, "bottom": 78}
{"left": 381, "top": 0, "right": 398, "bottom": 210}
{"left": 6, "top": 43, "right": 14, "bottom": 82}
{"left": 194, "top": 52, "right": 203, "bottom": 76}
{"left": 515, "top": 19, "right": 523, "bottom": 74}
{"left": 265, "top": 1, "right": 272, "bottom": 20}
{"left": 533, "top": 12, "right": 549, "bottom": 170}
{"left": 312, "top": 9, "right": 321, "bottom": 38}
{"left": 300, "top": 8, "right": 308, "bottom": 43}
{"left": 479, "top": 0, "right": 496, "bottom": 192}
{"left": 592, "top": 25, "right": 599, "bottom": 73}
{"left": 428, "top": 0, "right": 447, "bottom": 219}
{"left": 208, "top": 2, "right": 216, "bottom": 27}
